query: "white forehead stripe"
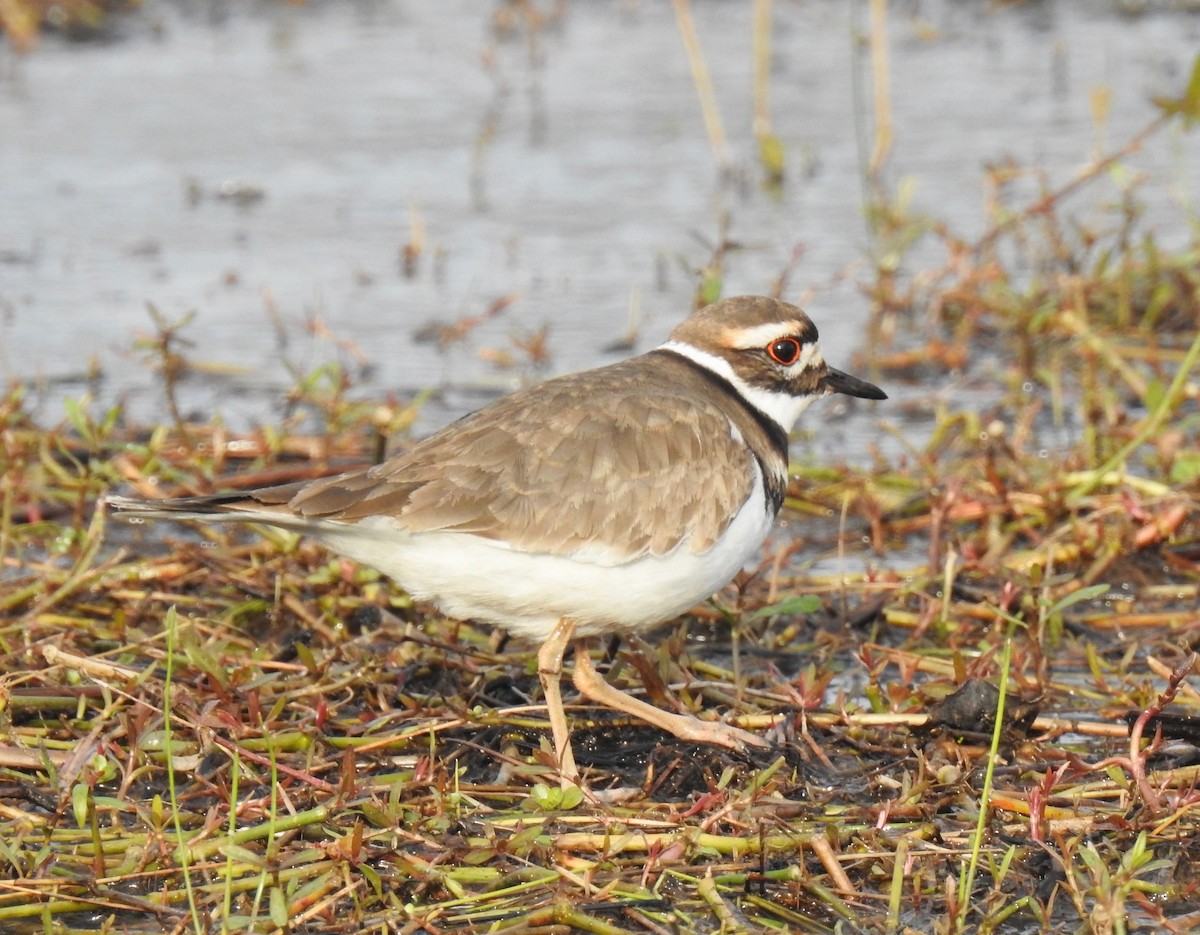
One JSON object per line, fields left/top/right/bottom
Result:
{"left": 792, "top": 342, "right": 823, "bottom": 373}
{"left": 659, "top": 340, "right": 824, "bottom": 431}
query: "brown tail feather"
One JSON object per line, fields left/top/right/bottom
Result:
{"left": 105, "top": 481, "right": 309, "bottom": 523}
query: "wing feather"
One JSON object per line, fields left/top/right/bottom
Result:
{"left": 283, "top": 357, "right": 761, "bottom": 560}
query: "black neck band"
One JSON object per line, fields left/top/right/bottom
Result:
{"left": 653, "top": 348, "right": 790, "bottom": 511}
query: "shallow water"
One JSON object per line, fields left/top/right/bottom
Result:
{"left": 1, "top": 0, "right": 1197, "bottom": 459}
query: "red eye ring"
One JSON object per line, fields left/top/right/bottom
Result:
{"left": 766, "top": 338, "right": 802, "bottom": 365}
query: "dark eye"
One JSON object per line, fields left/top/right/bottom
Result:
{"left": 766, "top": 338, "right": 801, "bottom": 365}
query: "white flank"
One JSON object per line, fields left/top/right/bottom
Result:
{"left": 309, "top": 466, "right": 776, "bottom": 640}
{"left": 658, "top": 340, "right": 824, "bottom": 431}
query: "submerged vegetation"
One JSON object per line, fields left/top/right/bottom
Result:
{"left": 5, "top": 4, "right": 1200, "bottom": 934}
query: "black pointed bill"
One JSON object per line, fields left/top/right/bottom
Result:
{"left": 823, "top": 367, "right": 887, "bottom": 400}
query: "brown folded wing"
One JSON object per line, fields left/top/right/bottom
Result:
{"left": 275, "top": 356, "right": 760, "bottom": 561}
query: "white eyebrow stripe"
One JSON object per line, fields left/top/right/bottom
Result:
{"left": 725, "top": 321, "right": 809, "bottom": 348}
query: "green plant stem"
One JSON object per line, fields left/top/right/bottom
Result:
{"left": 164, "top": 606, "right": 205, "bottom": 935}
{"left": 1068, "top": 322, "right": 1200, "bottom": 505}
{"left": 956, "top": 628, "right": 1014, "bottom": 931}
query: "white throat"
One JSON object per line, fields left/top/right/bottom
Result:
{"left": 659, "top": 340, "right": 823, "bottom": 431}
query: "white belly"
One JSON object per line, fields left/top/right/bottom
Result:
{"left": 314, "top": 471, "right": 777, "bottom": 640}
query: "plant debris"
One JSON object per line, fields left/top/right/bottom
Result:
{"left": 3, "top": 28, "right": 1200, "bottom": 935}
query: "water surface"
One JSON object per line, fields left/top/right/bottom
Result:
{"left": 0, "top": 0, "right": 1196, "bottom": 454}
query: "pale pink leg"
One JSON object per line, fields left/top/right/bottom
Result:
{"left": 537, "top": 618, "right": 580, "bottom": 786}
{"left": 572, "top": 642, "right": 768, "bottom": 751}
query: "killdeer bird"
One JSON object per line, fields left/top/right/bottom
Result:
{"left": 109, "top": 295, "right": 885, "bottom": 784}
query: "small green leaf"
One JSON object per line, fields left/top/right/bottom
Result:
{"left": 1046, "top": 583, "right": 1111, "bottom": 617}
{"left": 1078, "top": 844, "right": 1107, "bottom": 877}
{"left": 71, "top": 784, "right": 90, "bottom": 829}
{"left": 269, "top": 887, "right": 288, "bottom": 928}
{"left": 1142, "top": 377, "right": 1165, "bottom": 413}
{"left": 558, "top": 785, "right": 584, "bottom": 810}
{"left": 62, "top": 397, "right": 89, "bottom": 439}
{"left": 523, "top": 782, "right": 582, "bottom": 811}
{"left": 359, "top": 802, "right": 394, "bottom": 828}
{"left": 750, "top": 594, "right": 822, "bottom": 620}
{"left": 508, "top": 825, "right": 546, "bottom": 853}
{"left": 1154, "top": 52, "right": 1200, "bottom": 124}
{"left": 1170, "top": 453, "right": 1200, "bottom": 485}
{"left": 698, "top": 275, "right": 723, "bottom": 308}
{"left": 99, "top": 404, "right": 121, "bottom": 436}
{"left": 758, "top": 134, "right": 785, "bottom": 184}
{"left": 295, "top": 642, "right": 318, "bottom": 670}
{"left": 218, "top": 844, "right": 266, "bottom": 867}
{"left": 91, "top": 795, "right": 128, "bottom": 811}
{"left": 359, "top": 862, "right": 383, "bottom": 898}
{"left": 526, "top": 783, "right": 561, "bottom": 811}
